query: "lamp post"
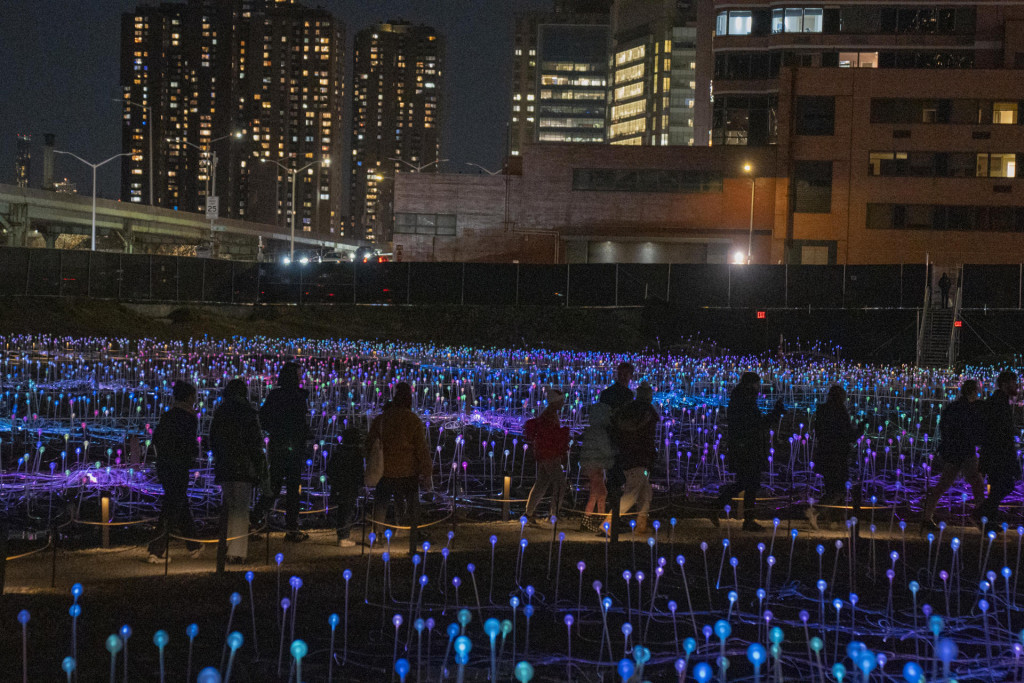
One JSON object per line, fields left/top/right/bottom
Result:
{"left": 119, "top": 98, "right": 155, "bottom": 206}
{"left": 173, "top": 133, "right": 243, "bottom": 245}
{"left": 743, "top": 162, "right": 756, "bottom": 264}
{"left": 388, "top": 157, "right": 449, "bottom": 173}
{"left": 262, "top": 156, "right": 329, "bottom": 261}
{"left": 54, "top": 151, "right": 131, "bottom": 251}
{"left": 465, "top": 162, "right": 503, "bottom": 176}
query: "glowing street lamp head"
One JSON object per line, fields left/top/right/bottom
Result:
{"left": 743, "top": 163, "right": 753, "bottom": 174}
{"left": 733, "top": 251, "right": 747, "bottom": 265}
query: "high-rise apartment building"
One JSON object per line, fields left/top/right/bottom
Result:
{"left": 15, "top": 134, "right": 31, "bottom": 188}
{"left": 710, "top": 1, "right": 1024, "bottom": 146}
{"left": 607, "top": 0, "right": 712, "bottom": 146}
{"left": 509, "top": 2, "right": 610, "bottom": 155}
{"left": 119, "top": 0, "right": 345, "bottom": 236}
{"left": 351, "top": 22, "right": 444, "bottom": 241}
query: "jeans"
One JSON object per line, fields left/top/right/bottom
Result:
{"left": 148, "top": 474, "right": 200, "bottom": 556}
{"left": 923, "top": 457, "right": 985, "bottom": 520}
{"left": 978, "top": 472, "right": 1017, "bottom": 523}
{"left": 582, "top": 466, "right": 607, "bottom": 516}
{"left": 373, "top": 476, "right": 421, "bottom": 539}
{"left": 256, "top": 445, "right": 302, "bottom": 531}
{"left": 525, "top": 459, "right": 566, "bottom": 519}
{"left": 221, "top": 482, "right": 253, "bottom": 560}
{"left": 619, "top": 466, "right": 652, "bottom": 517}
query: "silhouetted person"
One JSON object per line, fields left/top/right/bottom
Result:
{"left": 806, "top": 385, "right": 866, "bottom": 529}
{"left": 600, "top": 361, "right": 635, "bottom": 410}
{"left": 524, "top": 389, "right": 570, "bottom": 525}
{"left": 714, "top": 372, "right": 785, "bottom": 531}
{"left": 579, "top": 401, "right": 614, "bottom": 531}
{"left": 611, "top": 382, "right": 659, "bottom": 534}
{"left": 254, "top": 363, "right": 312, "bottom": 543}
{"left": 210, "top": 379, "right": 265, "bottom": 564}
{"left": 370, "top": 382, "right": 432, "bottom": 548}
{"left": 939, "top": 272, "right": 951, "bottom": 308}
{"left": 922, "top": 379, "right": 984, "bottom": 529}
{"left": 976, "top": 370, "right": 1020, "bottom": 531}
{"left": 328, "top": 425, "right": 366, "bottom": 547}
{"left": 147, "top": 381, "right": 202, "bottom": 563}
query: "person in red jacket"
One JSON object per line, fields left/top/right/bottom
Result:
{"left": 524, "top": 388, "right": 570, "bottom": 525}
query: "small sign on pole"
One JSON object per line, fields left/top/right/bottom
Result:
{"left": 205, "top": 196, "right": 220, "bottom": 220}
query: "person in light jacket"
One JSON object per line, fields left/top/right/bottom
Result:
{"left": 579, "top": 401, "right": 614, "bottom": 531}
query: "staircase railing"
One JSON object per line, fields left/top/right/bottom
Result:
{"left": 947, "top": 266, "right": 963, "bottom": 367}
{"left": 916, "top": 259, "right": 931, "bottom": 366}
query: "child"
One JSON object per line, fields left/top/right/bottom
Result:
{"left": 327, "top": 426, "right": 367, "bottom": 547}
{"left": 523, "top": 389, "right": 570, "bottom": 526}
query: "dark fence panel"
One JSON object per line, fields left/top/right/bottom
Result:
{"left": 730, "top": 265, "right": 785, "bottom": 309}
{"left": 0, "top": 248, "right": 30, "bottom": 296}
{"left": 60, "top": 250, "right": 91, "bottom": 297}
{"left": 88, "top": 252, "right": 122, "bottom": 299}
{"left": 121, "top": 255, "right": 151, "bottom": 300}
{"left": 669, "top": 264, "right": 729, "bottom": 307}
{"left": 28, "top": 249, "right": 61, "bottom": 296}
{"left": 151, "top": 256, "right": 178, "bottom": 301}
{"left": 844, "top": 266, "right": 901, "bottom": 308}
{"left": 901, "top": 264, "right": 927, "bottom": 308}
{"left": 178, "top": 257, "right": 205, "bottom": 302}
{"left": 409, "top": 263, "right": 461, "bottom": 305}
{"left": 569, "top": 263, "right": 616, "bottom": 307}
{"left": 259, "top": 262, "right": 299, "bottom": 304}
{"left": 232, "top": 261, "right": 260, "bottom": 304}
{"left": 618, "top": 264, "right": 670, "bottom": 305}
{"left": 202, "top": 259, "right": 233, "bottom": 303}
{"left": 788, "top": 265, "right": 844, "bottom": 308}
{"left": 963, "top": 265, "right": 1019, "bottom": 309}
{"left": 519, "top": 265, "right": 567, "bottom": 306}
{"left": 463, "top": 263, "right": 517, "bottom": 306}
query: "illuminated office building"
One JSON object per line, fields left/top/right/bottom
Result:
{"left": 607, "top": 0, "right": 712, "bottom": 146}
{"left": 351, "top": 22, "right": 444, "bottom": 241}
{"left": 15, "top": 134, "right": 31, "bottom": 188}
{"left": 510, "top": 2, "right": 610, "bottom": 155}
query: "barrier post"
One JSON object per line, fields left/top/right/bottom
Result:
{"left": 216, "top": 503, "right": 228, "bottom": 575}
{"left": 502, "top": 475, "right": 511, "bottom": 522}
{"left": 50, "top": 524, "right": 58, "bottom": 588}
{"left": 0, "top": 520, "right": 9, "bottom": 596}
{"left": 100, "top": 495, "right": 110, "bottom": 548}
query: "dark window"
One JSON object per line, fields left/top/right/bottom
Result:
{"left": 866, "top": 203, "right": 893, "bottom": 229}
{"left": 840, "top": 6, "right": 881, "bottom": 33}
{"left": 792, "top": 161, "right": 833, "bottom": 213}
{"left": 572, "top": 169, "right": 724, "bottom": 193}
{"left": 796, "top": 96, "right": 835, "bottom": 135}
{"left": 866, "top": 204, "right": 1016, "bottom": 231}
{"left": 394, "top": 213, "right": 457, "bottom": 236}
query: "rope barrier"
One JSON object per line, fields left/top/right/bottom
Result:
{"left": 5, "top": 539, "right": 52, "bottom": 562}
{"left": 368, "top": 512, "right": 453, "bottom": 531}
{"left": 71, "top": 516, "right": 159, "bottom": 527}
{"left": 170, "top": 524, "right": 268, "bottom": 545}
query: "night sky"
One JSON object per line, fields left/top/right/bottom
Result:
{"left": 0, "top": 0, "right": 552, "bottom": 199}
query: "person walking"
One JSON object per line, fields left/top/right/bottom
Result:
{"left": 976, "top": 370, "right": 1019, "bottom": 531}
{"left": 254, "top": 362, "right": 312, "bottom": 543}
{"left": 938, "top": 272, "right": 951, "bottom": 308}
{"left": 806, "top": 385, "right": 866, "bottom": 529}
{"left": 713, "top": 372, "right": 785, "bottom": 531}
{"left": 600, "top": 361, "right": 634, "bottom": 534}
{"left": 147, "top": 380, "right": 202, "bottom": 563}
{"left": 611, "top": 382, "right": 659, "bottom": 534}
{"left": 579, "top": 401, "right": 614, "bottom": 531}
{"left": 327, "top": 425, "right": 366, "bottom": 547}
{"left": 921, "top": 379, "right": 984, "bottom": 530}
{"left": 369, "top": 382, "right": 432, "bottom": 549}
{"left": 524, "top": 389, "right": 571, "bottom": 526}
{"left": 210, "top": 379, "right": 265, "bottom": 564}
{"left": 600, "top": 361, "right": 635, "bottom": 410}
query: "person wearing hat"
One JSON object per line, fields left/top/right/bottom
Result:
{"left": 524, "top": 388, "right": 571, "bottom": 524}
{"left": 714, "top": 372, "right": 786, "bottom": 531}
{"left": 609, "top": 381, "right": 659, "bottom": 534}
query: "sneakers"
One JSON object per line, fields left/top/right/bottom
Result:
{"left": 189, "top": 547, "right": 204, "bottom": 559}
{"left": 337, "top": 537, "right": 356, "bottom": 548}
{"left": 742, "top": 519, "right": 765, "bottom": 532}
{"left": 285, "top": 531, "right": 310, "bottom": 543}
{"left": 147, "top": 553, "right": 169, "bottom": 564}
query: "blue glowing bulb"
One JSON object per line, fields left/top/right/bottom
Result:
{"left": 227, "top": 631, "right": 243, "bottom": 650}
{"left": 747, "top": 643, "right": 767, "bottom": 666}
{"left": 197, "top": 667, "right": 221, "bottom": 683}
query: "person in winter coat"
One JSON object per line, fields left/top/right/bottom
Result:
{"left": 579, "top": 401, "right": 614, "bottom": 530}
{"left": 714, "top": 372, "right": 786, "bottom": 531}
{"left": 600, "top": 362, "right": 635, "bottom": 410}
{"left": 210, "top": 379, "right": 265, "bottom": 563}
{"left": 369, "top": 382, "right": 432, "bottom": 545}
{"left": 921, "top": 379, "right": 984, "bottom": 530}
{"left": 253, "top": 362, "right": 313, "bottom": 543}
{"left": 976, "top": 370, "right": 1020, "bottom": 530}
{"left": 524, "top": 388, "right": 571, "bottom": 525}
{"left": 147, "top": 380, "right": 202, "bottom": 562}
{"left": 328, "top": 425, "right": 366, "bottom": 547}
{"left": 806, "top": 385, "right": 866, "bottom": 529}
{"left": 610, "top": 382, "right": 659, "bottom": 534}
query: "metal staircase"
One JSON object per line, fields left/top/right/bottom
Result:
{"left": 916, "top": 264, "right": 962, "bottom": 367}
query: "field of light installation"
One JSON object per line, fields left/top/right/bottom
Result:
{"left": 1, "top": 333, "right": 1023, "bottom": 682}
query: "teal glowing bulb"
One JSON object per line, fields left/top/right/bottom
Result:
{"left": 290, "top": 639, "right": 308, "bottom": 661}
{"left": 61, "top": 657, "right": 76, "bottom": 674}
{"left": 227, "top": 631, "right": 243, "bottom": 651}
{"left": 454, "top": 635, "right": 472, "bottom": 656}
{"left": 105, "top": 634, "right": 123, "bottom": 654}
{"left": 514, "top": 661, "right": 535, "bottom": 682}
{"left": 484, "top": 618, "right": 501, "bottom": 639}
{"left": 153, "top": 630, "right": 169, "bottom": 648}
{"left": 458, "top": 609, "right": 472, "bottom": 627}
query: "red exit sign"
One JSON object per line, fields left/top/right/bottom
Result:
{"left": 954, "top": 320, "right": 962, "bottom": 327}
{"left": 756, "top": 311, "right": 766, "bottom": 319}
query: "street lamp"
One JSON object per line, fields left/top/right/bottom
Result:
{"left": 118, "top": 98, "right": 155, "bottom": 206}
{"left": 465, "top": 162, "right": 503, "bottom": 176}
{"left": 54, "top": 151, "right": 131, "bottom": 251}
{"left": 743, "top": 162, "right": 755, "bottom": 264}
{"left": 261, "top": 156, "right": 329, "bottom": 260}
{"left": 171, "top": 131, "right": 243, "bottom": 209}
{"left": 388, "top": 157, "right": 449, "bottom": 172}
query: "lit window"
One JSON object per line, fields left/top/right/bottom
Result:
{"left": 727, "top": 11, "right": 752, "bottom": 36}
{"left": 993, "top": 102, "right": 1018, "bottom": 125}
